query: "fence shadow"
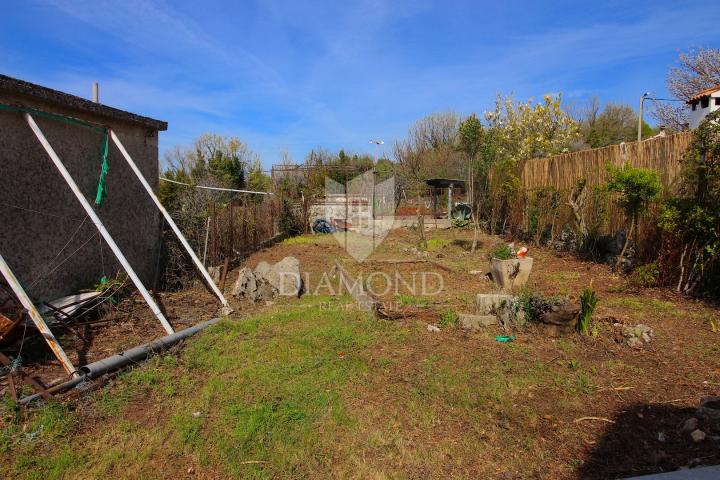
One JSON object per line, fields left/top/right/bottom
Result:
{"left": 579, "top": 402, "right": 720, "bottom": 479}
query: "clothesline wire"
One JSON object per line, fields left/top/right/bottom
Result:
{"left": 29, "top": 231, "right": 99, "bottom": 290}
{"left": 160, "top": 176, "right": 273, "bottom": 195}
{"left": 29, "top": 216, "right": 89, "bottom": 288}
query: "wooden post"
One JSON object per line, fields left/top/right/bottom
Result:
{"left": 210, "top": 202, "right": 217, "bottom": 266}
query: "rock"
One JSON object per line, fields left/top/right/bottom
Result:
{"left": 621, "top": 324, "right": 654, "bottom": 347}
{"left": 459, "top": 313, "right": 497, "bottom": 331}
{"left": 476, "top": 294, "right": 514, "bottom": 315}
{"left": 697, "top": 397, "right": 720, "bottom": 420}
{"left": 264, "top": 256, "right": 302, "bottom": 297}
{"left": 233, "top": 257, "right": 302, "bottom": 301}
{"left": 232, "top": 267, "right": 257, "bottom": 297}
{"left": 682, "top": 417, "right": 699, "bottom": 432}
{"left": 427, "top": 324, "right": 440, "bottom": 332}
{"left": 254, "top": 261, "right": 271, "bottom": 279}
{"left": 252, "top": 279, "right": 277, "bottom": 302}
{"left": 690, "top": 429, "right": 706, "bottom": 443}
{"left": 539, "top": 304, "right": 580, "bottom": 336}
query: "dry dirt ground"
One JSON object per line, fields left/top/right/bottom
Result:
{"left": 2, "top": 226, "right": 719, "bottom": 479}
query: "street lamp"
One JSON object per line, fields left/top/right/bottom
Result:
{"left": 638, "top": 92, "right": 652, "bottom": 142}
{"left": 369, "top": 140, "right": 384, "bottom": 250}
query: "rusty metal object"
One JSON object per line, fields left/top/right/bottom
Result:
{"left": 0, "top": 312, "right": 20, "bottom": 343}
{"left": 0, "top": 352, "right": 51, "bottom": 400}
{"left": 0, "top": 250, "right": 77, "bottom": 376}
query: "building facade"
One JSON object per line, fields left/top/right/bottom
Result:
{"left": 0, "top": 74, "right": 167, "bottom": 301}
{"left": 688, "top": 85, "right": 720, "bottom": 129}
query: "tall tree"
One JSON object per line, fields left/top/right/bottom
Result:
{"left": 653, "top": 47, "right": 720, "bottom": 130}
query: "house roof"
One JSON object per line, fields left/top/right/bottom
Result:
{"left": 687, "top": 84, "right": 720, "bottom": 104}
{"left": 0, "top": 74, "right": 167, "bottom": 131}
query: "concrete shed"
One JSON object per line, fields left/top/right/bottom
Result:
{"left": 0, "top": 74, "right": 168, "bottom": 302}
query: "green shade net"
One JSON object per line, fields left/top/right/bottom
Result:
{"left": 0, "top": 103, "right": 110, "bottom": 205}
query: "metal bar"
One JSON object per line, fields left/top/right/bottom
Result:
{"left": 110, "top": 130, "right": 230, "bottom": 311}
{"left": 0, "top": 352, "right": 51, "bottom": 399}
{"left": 19, "top": 317, "right": 222, "bottom": 405}
{"left": 25, "top": 114, "right": 174, "bottom": 334}
{"left": 0, "top": 251, "right": 77, "bottom": 375}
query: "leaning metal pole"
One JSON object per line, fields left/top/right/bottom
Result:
{"left": 0, "top": 251, "right": 77, "bottom": 376}
{"left": 110, "top": 130, "right": 232, "bottom": 314}
{"left": 19, "top": 317, "right": 222, "bottom": 405}
{"left": 25, "top": 113, "right": 174, "bottom": 334}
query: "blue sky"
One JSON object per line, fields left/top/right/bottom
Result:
{"left": 2, "top": 0, "right": 718, "bottom": 167}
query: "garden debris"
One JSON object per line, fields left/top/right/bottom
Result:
{"left": 232, "top": 256, "right": 302, "bottom": 302}
{"left": 573, "top": 416, "right": 616, "bottom": 424}
{"left": 426, "top": 324, "right": 440, "bottom": 332}
{"left": 616, "top": 323, "right": 653, "bottom": 348}
{"left": 458, "top": 313, "right": 497, "bottom": 331}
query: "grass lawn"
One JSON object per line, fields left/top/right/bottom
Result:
{"left": 2, "top": 229, "right": 719, "bottom": 479}
{"left": 1, "top": 293, "right": 603, "bottom": 479}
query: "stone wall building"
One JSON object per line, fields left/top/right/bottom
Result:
{"left": 0, "top": 74, "right": 167, "bottom": 301}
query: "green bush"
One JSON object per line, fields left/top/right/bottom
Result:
{"left": 517, "top": 289, "right": 566, "bottom": 323}
{"left": 627, "top": 262, "right": 659, "bottom": 289}
{"left": 490, "top": 244, "right": 514, "bottom": 260}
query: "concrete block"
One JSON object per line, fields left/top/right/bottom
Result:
{"left": 475, "top": 294, "right": 514, "bottom": 315}
{"left": 458, "top": 313, "right": 497, "bottom": 330}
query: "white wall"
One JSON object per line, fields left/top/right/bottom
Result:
{"left": 689, "top": 92, "right": 720, "bottom": 129}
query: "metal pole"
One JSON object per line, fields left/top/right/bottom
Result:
{"left": 637, "top": 95, "right": 644, "bottom": 143}
{"left": 0, "top": 251, "right": 77, "bottom": 376}
{"left": 26, "top": 114, "right": 175, "bottom": 334}
{"left": 203, "top": 217, "right": 210, "bottom": 266}
{"left": 110, "top": 131, "right": 231, "bottom": 312}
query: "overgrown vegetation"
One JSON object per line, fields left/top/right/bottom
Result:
{"left": 658, "top": 110, "right": 720, "bottom": 293}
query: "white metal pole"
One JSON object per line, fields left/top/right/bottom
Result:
{"left": 110, "top": 130, "right": 232, "bottom": 313}
{"left": 25, "top": 113, "right": 175, "bottom": 334}
{"left": 0, "top": 250, "right": 77, "bottom": 376}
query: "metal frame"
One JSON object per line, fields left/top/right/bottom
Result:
{"left": 0, "top": 251, "right": 77, "bottom": 376}
{"left": 110, "top": 130, "right": 233, "bottom": 314}
{"left": 25, "top": 113, "right": 175, "bottom": 334}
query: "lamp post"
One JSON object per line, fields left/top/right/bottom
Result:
{"left": 638, "top": 92, "right": 651, "bottom": 142}
{"left": 369, "top": 140, "right": 384, "bottom": 251}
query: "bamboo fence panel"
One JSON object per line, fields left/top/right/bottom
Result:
{"left": 516, "top": 132, "right": 692, "bottom": 252}
{"left": 520, "top": 131, "right": 691, "bottom": 191}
